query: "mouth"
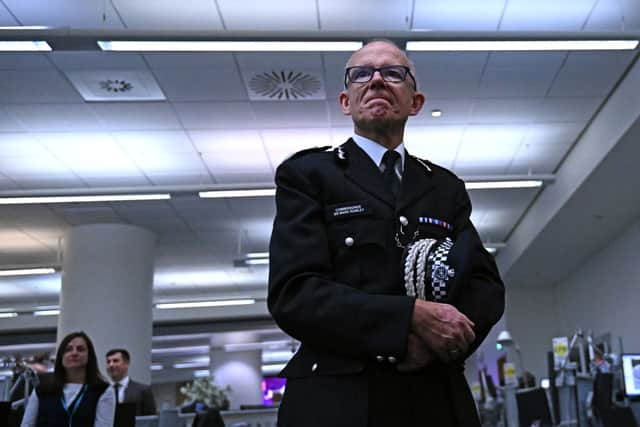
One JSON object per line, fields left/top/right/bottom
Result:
{"left": 365, "top": 96, "right": 392, "bottom": 105}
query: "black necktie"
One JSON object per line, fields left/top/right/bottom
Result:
{"left": 114, "top": 383, "right": 120, "bottom": 404}
{"left": 381, "top": 150, "right": 401, "bottom": 199}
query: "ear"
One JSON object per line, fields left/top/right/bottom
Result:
{"left": 409, "top": 90, "right": 426, "bottom": 116}
{"left": 339, "top": 90, "right": 351, "bottom": 116}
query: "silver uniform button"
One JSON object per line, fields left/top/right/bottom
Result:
{"left": 399, "top": 216, "right": 408, "bottom": 226}
{"left": 376, "top": 355, "right": 384, "bottom": 363}
{"left": 388, "top": 356, "right": 397, "bottom": 364}
{"left": 311, "top": 363, "right": 318, "bottom": 372}
{"left": 344, "top": 236, "right": 355, "bottom": 247}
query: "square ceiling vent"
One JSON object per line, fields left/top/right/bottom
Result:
{"left": 65, "top": 70, "right": 166, "bottom": 102}
{"left": 242, "top": 69, "right": 326, "bottom": 101}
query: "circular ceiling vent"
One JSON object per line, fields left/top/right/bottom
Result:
{"left": 249, "top": 70, "right": 321, "bottom": 100}
{"left": 99, "top": 79, "right": 134, "bottom": 93}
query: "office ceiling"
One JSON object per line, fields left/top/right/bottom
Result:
{"left": 1, "top": 0, "right": 640, "bottom": 376}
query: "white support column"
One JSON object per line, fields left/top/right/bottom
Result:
{"left": 58, "top": 223, "right": 156, "bottom": 383}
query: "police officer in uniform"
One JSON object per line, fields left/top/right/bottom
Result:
{"left": 268, "top": 39, "right": 505, "bottom": 427}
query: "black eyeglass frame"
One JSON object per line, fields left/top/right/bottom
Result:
{"left": 343, "top": 65, "right": 417, "bottom": 90}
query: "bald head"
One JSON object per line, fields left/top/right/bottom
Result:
{"left": 346, "top": 40, "right": 418, "bottom": 89}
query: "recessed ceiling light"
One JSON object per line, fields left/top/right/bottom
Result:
{"left": 97, "top": 41, "right": 363, "bottom": 52}
{"left": 406, "top": 40, "right": 639, "bottom": 51}
{"left": 431, "top": 109, "right": 442, "bottom": 118}
{"left": 0, "top": 312, "right": 18, "bottom": 319}
{"left": 33, "top": 309, "right": 60, "bottom": 317}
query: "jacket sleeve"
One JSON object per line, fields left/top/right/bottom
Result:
{"left": 268, "top": 158, "right": 415, "bottom": 360}
{"left": 451, "top": 179, "right": 505, "bottom": 359}
{"left": 140, "top": 385, "right": 157, "bottom": 415}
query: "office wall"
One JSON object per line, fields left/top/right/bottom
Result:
{"left": 554, "top": 219, "right": 640, "bottom": 354}
{"left": 506, "top": 287, "right": 559, "bottom": 381}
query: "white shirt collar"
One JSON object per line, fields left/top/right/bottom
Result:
{"left": 351, "top": 133, "right": 405, "bottom": 171}
{"left": 114, "top": 375, "right": 130, "bottom": 387}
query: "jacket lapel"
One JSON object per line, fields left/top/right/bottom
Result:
{"left": 342, "top": 139, "right": 395, "bottom": 208}
{"left": 397, "top": 153, "right": 436, "bottom": 211}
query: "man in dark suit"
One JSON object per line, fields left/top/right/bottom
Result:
{"left": 268, "top": 39, "right": 505, "bottom": 427}
{"left": 106, "top": 348, "right": 156, "bottom": 416}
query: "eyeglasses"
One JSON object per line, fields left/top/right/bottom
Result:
{"left": 344, "top": 65, "right": 417, "bottom": 89}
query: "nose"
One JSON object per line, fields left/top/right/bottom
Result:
{"left": 369, "top": 69, "right": 386, "bottom": 86}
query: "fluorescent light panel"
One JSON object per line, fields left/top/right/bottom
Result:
{"left": 0, "top": 194, "right": 170, "bottom": 205}
{"left": 406, "top": 40, "right": 638, "bottom": 51}
{"left": 156, "top": 299, "right": 255, "bottom": 309}
{"left": 33, "top": 309, "right": 60, "bottom": 316}
{"left": 98, "top": 41, "right": 363, "bottom": 52}
{"left": 465, "top": 180, "right": 543, "bottom": 190}
{"left": 0, "top": 41, "right": 51, "bottom": 51}
{"left": 246, "top": 252, "right": 269, "bottom": 259}
{"left": 0, "top": 312, "right": 18, "bottom": 319}
{"left": 199, "top": 189, "right": 275, "bottom": 199}
{"left": 0, "top": 267, "right": 56, "bottom": 277}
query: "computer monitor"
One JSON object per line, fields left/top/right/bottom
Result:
{"left": 621, "top": 353, "right": 640, "bottom": 398}
{"left": 515, "top": 387, "right": 553, "bottom": 427}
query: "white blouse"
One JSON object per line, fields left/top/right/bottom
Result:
{"left": 20, "top": 383, "right": 115, "bottom": 427}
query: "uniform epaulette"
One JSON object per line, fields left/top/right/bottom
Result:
{"left": 285, "top": 145, "right": 332, "bottom": 162}
{"left": 418, "top": 157, "right": 460, "bottom": 180}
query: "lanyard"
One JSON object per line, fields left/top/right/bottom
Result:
{"left": 60, "top": 384, "right": 87, "bottom": 427}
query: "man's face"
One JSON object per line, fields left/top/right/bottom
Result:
{"left": 106, "top": 352, "right": 129, "bottom": 382}
{"left": 339, "top": 42, "right": 424, "bottom": 131}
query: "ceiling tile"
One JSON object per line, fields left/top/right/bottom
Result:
{"left": 251, "top": 101, "right": 329, "bottom": 128}
{"left": 0, "top": 133, "right": 49, "bottom": 156}
{"left": 0, "top": 54, "right": 52, "bottom": 70}
{"left": 416, "top": 67, "right": 483, "bottom": 98}
{"left": 217, "top": 0, "right": 318, "bottom": 30}
{"left": 508, "top": 141, "right": 572, "bottom": 174}
{"left": 227, "top": 198, "right": 276, "bottom": 225}
{"left": 478, "top": 67, "right": 557, "bottom": 97}
{"left": 113, "top": 130, "right": 195, "bottom": 153}
{"left": 261, "top": 128, "right": 333, "bottom": 167}
{"left": 486, "top": 51, "right": 566, "bottom": 69}
{"left": 410, "top": 52, "right": 488, "bottom": 71}
{"left": 49, "top": 52, "right": 148, "bottom": 70}
{"left": 153, "top": 68, "right": 248, "bottom": 101}
{"left": 318, "top": 0, "right": 409, "bottom": 30}
{"left": 454, "top": 125, "right": 526, "bottom": 174}
{"left": 413, "top": 0, "right": 504, "bottom": 30}
{"left": 35, "top": 132, "right": 142, "bottom": 177}
{"left": 523, "top": 123, "right": 585, "bottom": 146}
{"left": 3, "top": 0, "right": 123, "bottom": 28}
{"left": 113, "top": 201, "right": 176, "bottom": 222}
{"left": 537, "top": 97, "right": 601, "bottom": 122}
{"left": 174, "top": 102, "right": 256, "bottom": 129}
{"left": 0, "top": 154, "right": 75, "bottom": 178}
{"left": 0, "top": 107, "right": 23, "bottom": 132}
{"left": 11, "top": 176, "right": 84, "bottom": 189}
{"left": 0, "top": 175, "right": 17, "bottom": 191}
{"left": 405, "top": 126, "right": 462, "bottom": 169}
{"left": 7, "top": 104, "right": 102, "bottom": 131}
{"left": 189, "top": 129, "right": 261, "bottom": 153}
{"left": 469, "top": 98, "right": 545, "bottom": 123}
{"left": 412, "top": 99, "right": 473, "bottom": 125}
{"left": 549, "top": 64, "right": 628, "bottom": 97}
{"left": 236, "top": 52, "right": 323, "bottom": 70}
{"left": 499, "top": 0, "right": 594, "bottom": 30}
{"left": 327, "top": 102, "right": 352, "bottom": 127}
{"left": 469, "top": 188, "right": 540, "bottom": 241}
{"left": 0, "top": 3, "right": 17, "bottom": 25}
{"left": 112, "top": 0, "right": 223, "bottom": 29}
{"left": 144, "top": 53, "right": 236, "bottom": 69}
{"left": 191, "top": 130, "right": 273, "bottom": 182}
{"left": 564, "top": 51, "right": 636, "bottom": 68}
{"left": 0, "top": 70, "right": 82, "bottom": 103}
{"left": 91, "top": 103, "right": 182, "bottom": 130}
{"left": 147, "top": 173, "right": 213, "bottom": 186}
{"left": 584, "top": 0, "right": 640, "bottom": 30}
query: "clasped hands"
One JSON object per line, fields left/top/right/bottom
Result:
{"left": 396, "top": 299, "right": 475, "bottom": 372}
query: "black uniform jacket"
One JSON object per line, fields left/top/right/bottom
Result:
{"left": 268, "top": 139, "right": 505, "bottom": 427}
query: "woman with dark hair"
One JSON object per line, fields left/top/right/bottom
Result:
{"left": 20, "top": 331, "right": 115, "bottom": 427}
